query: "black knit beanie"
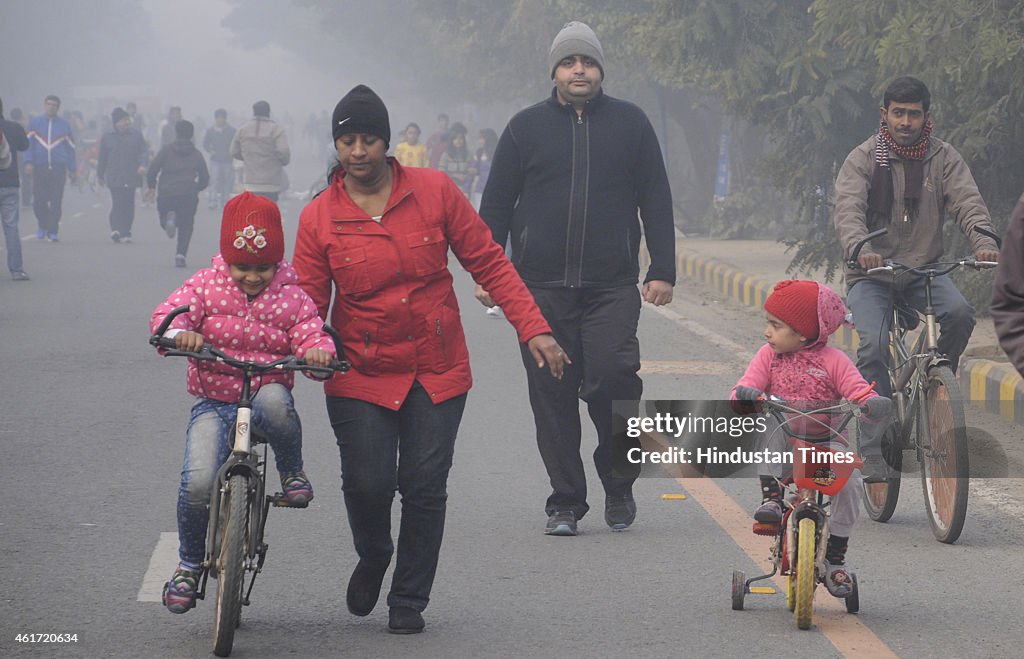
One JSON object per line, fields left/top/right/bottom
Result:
{"left": 332, "top": 85, "right": 390, "bottom": 147}
{"left": 111, "top": 107, "right": 129, "bottom": 125}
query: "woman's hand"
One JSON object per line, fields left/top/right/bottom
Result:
{"left": 474, "top": 284, "right": 495, "bottom": 308}
{"left": 528, "top": 334, "right": 570, "bottom": 380}
{"left": 175, "top": 331, "right": 204, "bottom": 352}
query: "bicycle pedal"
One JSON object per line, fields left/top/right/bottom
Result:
{"left": 749, "top": 586, "right": 776, "bottom": 595}
{"left": 752, "top": 522, "right": 780, "bottom": 536}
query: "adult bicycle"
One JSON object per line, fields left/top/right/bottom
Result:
{"left": 849, "top": 227, "right": 999, "bottom": 543}
{"left": 731, "top": 397, "right": 867, "bottom": 629}
{"left": 151, "top": 304, "right": 349, "bottom": 656}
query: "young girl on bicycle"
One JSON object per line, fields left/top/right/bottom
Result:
{"left": 150, "top": 192, "right": 336, "bottom": 614}
{"left": 731, "top": 280, "right": 890, "bottom": 598}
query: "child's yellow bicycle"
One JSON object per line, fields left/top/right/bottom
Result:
{"left": 731, "top": 397, "right": 866, "bottom": 630}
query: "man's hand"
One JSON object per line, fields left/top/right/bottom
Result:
{"left": 976, "top": 249, "right": 1000, "bottom": 263}
{"left": 175, "top": 331, "right": 204, "bottom": 352}
{"left": 858, "top": 253, "right": 884, "bottom": 270}
{"left": 642, "top": 280, "right": 673, "bottom": 306}
{"left": 137, "top": 166, "right": 147, "bottom": 176}
{"left": 144, "top": 188, "right": 156, "bottom": 202}
{"left": 303, "top": 347, "right": 332, "bottom": 367}
{"left": 474, "top": 284, "right": 495, "bottom": 308}
{"left": 527, "top": 334, "right": 570, "bottom": 380}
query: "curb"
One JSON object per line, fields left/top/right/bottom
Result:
{"left": 641, "top": 242, "right": 1024, "bottom": 426}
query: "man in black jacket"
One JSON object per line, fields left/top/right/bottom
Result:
{"left": 0, "top": 98, "right": 31, "bottom": 280}
{"left": 478, "top": 21, "right": 676, "bottom": 536}
{"left": 98, "top": 107, "right": 148, "bottom": 243}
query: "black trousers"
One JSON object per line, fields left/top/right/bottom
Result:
{"left": 108, "top": 184, "right": 137, "bottom": 237}
{"left": 518, "top": 285, "right": 643, "bottom": 520}
{"left": 33, "top": 165, "right": 66, "bottom": 234}
{"left": 157, "top": 194, "right": 198, "bottom": 257}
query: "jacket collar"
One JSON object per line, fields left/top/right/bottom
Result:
{"left": 546, "top": 87, "right": 607, "bottom": 114}
{"left": 329, "top": 157, "right": 414, "bottom": 220}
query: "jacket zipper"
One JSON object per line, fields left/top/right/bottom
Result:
{"left": 362, "top": 331, "right": 371, "bottom": 370}
{"left": 436, "top": 319, "right": 447, "bottom": 363}
{"left": 564, "top": 110, "right": 588, "bottom": 287}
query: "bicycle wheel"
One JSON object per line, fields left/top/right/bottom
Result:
{"left": 731, "top": 570, "right": 745, "bottom": 611}
{"left": 213, "top": 474, "right": 248, "bottom": 657}
{"left": 919, "top": 366, "right": 969, "bottom": 543}
{"left": 794, "top": 517, "right": 816, "bottom": 630}
{"left": 861, "top": 421, "right": 902, "bottom": 522}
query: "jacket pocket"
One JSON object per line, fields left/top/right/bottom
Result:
{"left": 427, "top": 304, "right": 464, "bottom": 373}
{"left": 328, "top": 248, "right": 373, "bottom": 295}
{"left": 341, "top": 321, "right": 380, "bottom": 375}
{"left": 406, "top": 226, "right": 448, "bottom": 277}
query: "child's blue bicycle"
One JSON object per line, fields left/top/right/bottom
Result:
{"left": 151, "top": 305, "right": 349, "bottom": 657}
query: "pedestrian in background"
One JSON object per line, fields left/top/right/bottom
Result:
{"left": 24, "top": 94, "right": 77, "bottom": 242}
{"left": 97, "top": 107, "right": 148, "bottom": 243}
{"left": 425, "top": 113, "right": 448, "bottom": 169}
{"left": 470, "top": 127, "right": 497, "bottom": 210}
{"left": 231, "top": 100, "right": 290, "bottom": 202}
{"left": 478, "top": 20, "right": 676, "bottom": 536}
{"left": 293, "top": 84, "right": 567, "bottom": 635}
{"left": 146, "top": 120, "right": 209, "bottom": 268}
{"left": 394, "top": 122, "right": 428, "bottom": 168}
{"left": 0, "top": 98, "right": 30, "bottom": 280}
{"left": 438, "top": 122, "right": 473, "bottom": 198}
{"left": 159, "top": 106, "right": 183, "bottom": 149}
{"left": 203, "top": 108, "right": 236, "bottom": 209}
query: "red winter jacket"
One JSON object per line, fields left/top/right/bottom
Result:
{"left": 293, "top": 159, "right": 551, "bottom": 409}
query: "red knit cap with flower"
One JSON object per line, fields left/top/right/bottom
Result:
{"left": 764, "top": 280, "right": 820, "bottom": 341}
{"left": 220, "top": 192, "right": 284, "bottom": 265}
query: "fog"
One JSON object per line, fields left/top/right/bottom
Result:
{"left": 1, "top": 0, "right": 531, "bottom": 186}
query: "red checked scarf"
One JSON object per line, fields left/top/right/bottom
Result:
{"left": 867, "top": 118, "right": 933, "bottom": 221}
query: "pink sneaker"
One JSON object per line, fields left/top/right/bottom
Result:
{"left": 162, "top": 565, "right": 200, "bottom": 613}
{"left": 281, "top": 471, "right": 314, "bottom": 506}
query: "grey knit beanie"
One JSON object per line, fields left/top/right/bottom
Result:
{"left": 548, "top": 21, "right": 604, "bottom": 79}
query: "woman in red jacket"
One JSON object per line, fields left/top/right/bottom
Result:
{"left": 293, "top": 85, "right": 567, "bottom": 635}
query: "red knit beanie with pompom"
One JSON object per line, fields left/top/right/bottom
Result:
{"left": 220, "top": 192, "right": 284, "bottom": 265}
{"left": 764, "top": 280, "right": 820, "bottom": 341}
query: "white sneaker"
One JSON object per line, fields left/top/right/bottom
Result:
{"left": 486, "top": 306, "right": 502, "bottom": 317}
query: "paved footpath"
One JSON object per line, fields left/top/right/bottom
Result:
{"left": 644, "top": 237, "right": 1024, "bottom": 426}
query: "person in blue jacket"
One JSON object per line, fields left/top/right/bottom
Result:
{"left": 24, "top": 95, "right": 76, "bottom": 242}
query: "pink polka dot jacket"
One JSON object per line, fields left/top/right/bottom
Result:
{"left": 150, "top": 254, "right": 336, "bottom": 403}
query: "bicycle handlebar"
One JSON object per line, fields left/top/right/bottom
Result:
{"left": 149, "top": 304, "right": 350, "bottom": 376}
{"left": 848, "top": 227, "right": 1000, "bottom": 277}
{"left": 757, "top": 396, "right": 863, "bottom": 442}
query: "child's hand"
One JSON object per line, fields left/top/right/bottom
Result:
{"left": 175, "top": 331, "right": 204, "bottom": 352}
{"left": 304, "top": 347, "right": 332, "bottom": 368}
{"left": 734, "top": 386, "right": 764, "bottom": 401}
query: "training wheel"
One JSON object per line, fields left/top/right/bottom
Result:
{"left": 731, "top": 570, "right": 746, "bottom": 611}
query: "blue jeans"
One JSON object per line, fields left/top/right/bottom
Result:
{"left": 847, "top": 276, "right": 975, "bottom": 398}
{"left": 176, "top": 383, "right": 304, "bottom": 564}
{"left": 326, "top": 382, "right": 466, "bottom": 612}
{"left": 0, "top": 187, "right": 23, "bottom": 273}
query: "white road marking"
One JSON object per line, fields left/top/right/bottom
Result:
{"left": 645, "top": 301, "right": 753, "bottom": 362}
{"left": 72, "top": 211, "right": 84, "bottom": 218}
{"left": 137, "top": 532, "right": 180, "bottom": 602}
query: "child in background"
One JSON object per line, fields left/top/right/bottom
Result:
{"left": 145, "top": 120, "right": 209, "bottom": 268}
{"left": 731, "top": 280, "right": 890, "bottom": 598}
{"left": 150, "top": 192, "right": 336, "bottom": 614}
{"left": 439, "top": 122, "right": 473, "bottom": 197}
{"left": 394, "top": 122, "right": 428, "bottom": 168}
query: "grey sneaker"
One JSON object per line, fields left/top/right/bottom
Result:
{"left": 605, "top": 494, "right": 637, "bottom": 530}
{"left": 175, "top": 254, "right": 187, "bottom": 268}
{"left": 825, "top": 560, "right": 854, "bottom": 598}
{"left": 110, "top": 230, "right": 121, "bottom": 243}
{"left": 544, "top": 510, "right": 577, "bottom": 536}
{"left": 11, "top": 270, "right": 30, "bottom": 281}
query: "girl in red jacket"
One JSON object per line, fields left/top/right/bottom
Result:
{"left": 294, "top": 85, "right": 568, "bottom": 634}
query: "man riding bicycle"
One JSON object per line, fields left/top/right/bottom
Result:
{"left": 833, "top": 76, "right": 999, "bottom": 479}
